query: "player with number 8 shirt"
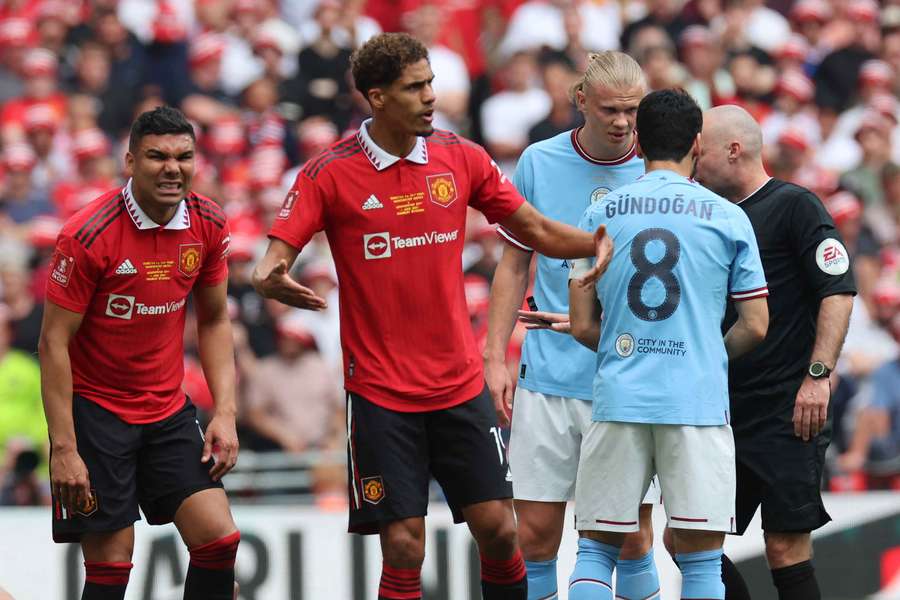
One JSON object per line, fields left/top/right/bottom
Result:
{"left": 567, "top": 89, "right": 770, "bottom": 600}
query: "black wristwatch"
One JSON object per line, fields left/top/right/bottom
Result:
{"left": 808, "top": 361, "right": 832, "bottom": 379}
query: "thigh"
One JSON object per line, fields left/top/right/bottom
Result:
{"left": 174, "top": 487, "right": 237, "bottom": 548}
{"left": 137, "top": 400, "right": 223, "bottom": 526}
{"left": 52, "top": 396, "right": 141, "bottom": 543}
{"left": 655, "top": 424, "right": 735, "bottom": 533}
{"left": 427, "top": 387, "right": 512, "bottom": 524}
{"left": 508, "top": 388, "right": 591, "bottom": 502}
{"left": 347, "top": 392, "right": 430, "bottom": 535}
{"left": 575, "top": 421, "right": 653, "bottom": 534}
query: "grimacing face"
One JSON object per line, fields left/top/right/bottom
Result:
{"left": 375, "top": 58, "right": 436, "bottom": 137}
{"left": 126, "top": 133, "right": 195, "bottom": 215}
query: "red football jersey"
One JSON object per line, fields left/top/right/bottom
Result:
{"left": 270, "top": 122, "right": 524, "bottom": 412}
{"left": 46, "top": 181, "right": 230, "bottom": 424}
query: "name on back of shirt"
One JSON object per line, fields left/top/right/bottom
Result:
{"left": 605, "top": 194, "right": 714, "bottom": 221}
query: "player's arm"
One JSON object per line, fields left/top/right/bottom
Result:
{"left": 568, "top": 273, "right": 602, "bottom": 350}
{"left": 193, "top": 280, "right": 240, "bottom": 480}
{"left": 38, "top": 301, "right": 91, "bottom": 513}
{"left": 252, "top": 238, "right": 327, "bottom": 310}
{"left": 723, "top": 297, "right": 768, "bottom": 360}
{"left": 483, "top": 242, "right": 532, "bottom": 426}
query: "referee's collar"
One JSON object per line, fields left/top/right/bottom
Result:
{"left": 357, "top": 118, "right": 428, "bottom": 171}
{"left": 737, "top": 177, "right": 773, "bottom": 205}
{"left": 123, "top": 178, "right": 191, "bottom": 230}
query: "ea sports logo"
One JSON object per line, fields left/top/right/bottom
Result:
{"left": 106, "top": 294, "right": 135, "bottom": 320}
{"left": 363, "top": 232, "right": 392, "bottom": 260}
{"left": 815, "top": 238, "right": 849, "bottom": 275}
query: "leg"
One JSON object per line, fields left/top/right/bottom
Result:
{"left": 616, "top": 503, "right": 660, "bottom": 599}
{"left": 764, "top": 531, "right": 819, "bottom": 600}
{"left": 671, "top": 529, "right": 726, "bottom": 600}
{"left": 514, "top": 500, "right": 566, "bottom": 600}
{"left": 81, "top": 527, "right": 135, "bottom": 600}
{"left": 174, "top": 488, "right": 240, "bottom": 600}
{"left": 378, "top": 517, "right": 426, "bottom": 600}
{"left": 463, "top": 499, "right": 528, "bottom": 599}
{"left": 569, "top": 532, "right": 623, "bottom": 600}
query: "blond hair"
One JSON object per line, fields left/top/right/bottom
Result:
{"left": 569, "top": 51, "right": 646, "bottom": 104}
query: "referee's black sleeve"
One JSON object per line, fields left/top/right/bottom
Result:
{"left": 788, "top": 190, "right": 858, "bottom": 300}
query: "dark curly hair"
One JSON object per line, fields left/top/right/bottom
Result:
{"left": 636, "top": 89, "right": 702, "bottom": 162}
{"left": 350, "top": 32, "right": 429, "bottom": 99}
{"left": 129, "top": 105, "right": 195, "bottom": 151}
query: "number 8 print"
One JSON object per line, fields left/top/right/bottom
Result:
{"left": 627, "top": 228, "right": 682, "bottom": 321}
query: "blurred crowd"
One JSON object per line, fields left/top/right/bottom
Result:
{"left": 2, "top": 0, "right": 900, "bottom": 506}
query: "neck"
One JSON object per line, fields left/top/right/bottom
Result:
{"left": 368, "top": 117, "right": 417, "bottom": 158}
{"left": 578, "top": 123, "right": 633, "bottom": 161}
{"left": 644, "top": 157, "right": 694, "bottom": 178}
{"left": 729, "top": 162, "right": 771, "bottom": 203}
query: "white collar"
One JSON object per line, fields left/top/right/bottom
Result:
{"left": 737, "top": 177, "right": 773, "bottom": 205}
{"left": 356, "top": 118, "right": 428, "bottom": 171}
{"left": 123, "top": 178, "right": 191, "bottom": 230}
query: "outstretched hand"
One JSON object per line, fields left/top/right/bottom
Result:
{"left": 576, "top": 225, "right": 614, "bottom": 287}
{"left": 517, "top": 309, "right": 571, "bottom": 333}
{"left": 256, "top": 259, "right": 327, "bottom": 310}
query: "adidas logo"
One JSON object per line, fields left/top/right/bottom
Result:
{"left": 362, "top": 194, "right": 383, "bottom": 210}
{"left": 115, "top": 259, "right": 138, "bottom": 275}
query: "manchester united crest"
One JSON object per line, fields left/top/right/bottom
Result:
{"left": 361, "top": 476, "right": 385, "bottom": 505}
{"left": 76, "top": 490, "right": 99, "bottom": 517}
{"left": 426, "top": 173, "right": 458, "bottom": 208}
{"left": 179, "top": 243, "right": 203, "bottom": 277}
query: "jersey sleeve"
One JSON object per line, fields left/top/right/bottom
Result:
{"left": 496, "top": 149, "right": 534, "bottom": 251}
{"left": 568, "top": 203, "right": 600, "bottom": 280}
{"left": 45, "top": 231, "right": 102, "bottom": 314}
{"left": 789, "top": 191, "right": 858, "bottom": 299}
{"left": 466, "top": 143, "right": 525, "bottom": 224}
{"left": 197, "top": 219, "right": 231, "bottom": 287}
{"left": 268, "top": 169, "right": 327, "bottom": 250}
{"left": 728, "top": 208, "right": 769, "bottom": 301}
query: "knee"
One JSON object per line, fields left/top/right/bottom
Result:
{"left": 620, "top": 519, "right": 654, "bottom": 559}
{"left": 662, "top": 527, "right": 676, "bottom": 559}
{"left": 764, "top": 533, "right": 809, "bottom": 569}
{"left": 518, "top": 518, "right": 560, "bottom": 560}
{"left": 382, "top": 524, "right": 426, "bottom": 568}
{"left": 474, "top": 514, "right": 519, "bottom": 558}
{"left": 188, "top": 530, "right": 241, "bottom": 570}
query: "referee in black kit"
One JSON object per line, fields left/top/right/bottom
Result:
{"left": 686, "top": 104, "right": 856, "bottom": 600}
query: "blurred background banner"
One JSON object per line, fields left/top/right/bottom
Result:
{"left": 1, "top": 493, "right": 898, "bottom": 599}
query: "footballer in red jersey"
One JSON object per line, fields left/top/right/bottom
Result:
{"left": 39, "top": 107, "right": 240, "bottom": 600}
{"left": 254, "top": 33, "right": 613, "bottom": 600}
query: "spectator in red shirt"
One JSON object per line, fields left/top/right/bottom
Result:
{"left": 253, "top": 32, "right": 611, "bottom": 600}
{"left": 39, "top": 106, "right": 240, "bottom": 600}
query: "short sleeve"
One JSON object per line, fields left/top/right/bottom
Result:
{"left": 728, "top": 209, "right": 769, "bottom": 301}
{"left": 268, "top": 169, "right": 327, "bottom": 250}
{"left": 496, "top": 149, "right": 534, "bottom": 251}
{"left": 466, "top": 143, "right": 525, "bottom": 224}
{"left": 197, "top": 219, "right": 231, "bottom": 287}
{"left": 568, "top": 204, "right": 599, "bottom": 280}
{"left": 45, "top": 232, "right": 102, "bottom": 314}
{"left": 789, "top": 191, "right": 857, "bottom": 299}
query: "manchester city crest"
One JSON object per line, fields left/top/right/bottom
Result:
{"left": 591, "top": 187, "right": 611, "bottom": 203}
{"left": 615, "top": 333, "right": 635, "bottom": 358}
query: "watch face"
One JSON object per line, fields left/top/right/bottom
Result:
{"left": 810, "top": 362, "right": 826, "bottom": 377}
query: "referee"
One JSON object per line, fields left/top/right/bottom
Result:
{"left": 691, "top": 105, "right": 856, "bottom": 600}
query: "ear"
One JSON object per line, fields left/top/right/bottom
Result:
{"left": 575, "top": 87, "right": 586, "bottom": 113}
{"left": 728, "top": 141, "right": 741, "bottom": 162}
{"left": 367, "top": 86, "right": 385, "bottom": 111}
{"left": 634, "top": 131, "right": 644, "bottom": 158}
{"left": 692, "top": 132, "right": 702, "bottom": 158}
{"left": 124, "top": 151, "right": 134, "bottom": 177}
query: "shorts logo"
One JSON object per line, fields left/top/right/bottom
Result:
{"left": 179, "top": 243, "right": 203, "bottom": 277}
{"left": 278, "top": 190, "right": 298, "bottom": 219}
{"left": 591, "top": 187, "right": 611, "bottom": 203}
{"left": 427, "top": 173, "right": 457, "bottom": 207}
{"left": 615, "top": 333, "right": 635, "bottom": 358}
{"left": 364, "top": 232, "right": 392, "bottom": 259}
{"left": 106, "top": 294, "right": 135, "bottom": 320}
{"left": 815, "top": 238, "right": 849, "bottom": 275}
{"left": 76, "top": 490, "right": 99, "bottom": 517}
{"left": 361, "top": 476, "right": 385, "bottom": 504}
{"left": 50, "top": 252, "right": 74, "bottom": 287}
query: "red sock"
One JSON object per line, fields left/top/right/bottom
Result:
{"left": 83, "top": 562, "right": 132, "bottom": 600}
{"left": 188, "top": 530, "right": 241, "bottom": 570}
{"left": 378, "top": 563, "right": 422, "bottom": 599}
{"left": 185, "top": 531, "right": 240, "bottom": 600}
{"left": 481, "top": 549, "right": 527, "bottom": 585}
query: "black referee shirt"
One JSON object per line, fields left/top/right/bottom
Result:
{"left": 723, "top": 179, "right": 857, "bottom": 396}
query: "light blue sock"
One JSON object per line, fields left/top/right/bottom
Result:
{"left": 525, "top": 558, "right": 558, "bottom": 600}
{"left": 616, "top": 549, "right": 660, "bottom": 599}
{"left": 675, "top": 549, "right": 724, "bottom": 600}
{"left": 568, "top": 538, "right": 618, "bottom": 600}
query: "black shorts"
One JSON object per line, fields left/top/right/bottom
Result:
{"left": 731, "top": 381, "right": 832, "bottom": 535}
{"left": 52, "top": 395, "right": 222, "bottom": 543}
{"left": 346, "top": 386, "right": 512, "bottom": 535}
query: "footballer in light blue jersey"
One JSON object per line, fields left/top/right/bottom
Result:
{"left": 499, "top": 129, "right": 644, "bottom": 400}
{"left": 576, "top": 170, "right": 768, "bottom": 425}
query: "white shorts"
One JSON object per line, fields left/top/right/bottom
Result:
{"left": 509, "top": 388, "right": 660, "bottom": 505}
{"left": 575, "top": 422, "right": 735, "bottom": 533}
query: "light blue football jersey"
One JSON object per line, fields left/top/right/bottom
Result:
{"left": 576, "top": 170, "right": 767, "bottom": 425}
{"left": 500, "top": 130, "right": 644, "bottom": 400}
